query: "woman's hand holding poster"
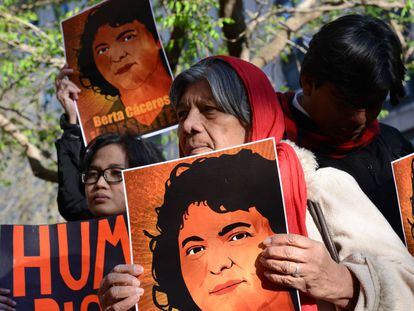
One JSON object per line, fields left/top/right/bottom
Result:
{"left": 61, "top": 0, "right": 176, "bottom": 144}
{"left": 123, "top": 139, "right": 301, "bottom": 311}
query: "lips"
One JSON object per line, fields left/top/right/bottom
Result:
{"left": 115, "top": 63, "right": 135, "bottom": 75}
{"left": 209, "top": 280, "right": 246, "bottom": 295}
{"left": 92, "top": 193, "right": 110, "bottom": 204}
{"left": 185, "top": 143, "right": 212, "bottom": 156}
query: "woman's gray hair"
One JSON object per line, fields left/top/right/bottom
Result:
{"left": 170, "top": 58, "right": 251, "bottom": 126}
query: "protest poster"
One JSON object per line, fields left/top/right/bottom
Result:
{"left": 0, "top": 214, "right": 130, "bottom": 310}
{"left": 392, "top": 152, "right": 414, "bottom": 255}
{"left": 123, "top": 138, "right": 301, "bottom": 311}
{"left": 61, "top": 0, "right": 176, "bottom": 144}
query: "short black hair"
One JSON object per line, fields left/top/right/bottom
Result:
{"left": 147, "top": 149, "right": 285, "bottom": 310}
{"left": 77, "top": 0, "right": 160, "bottom": 97}
{"left": 81, "top": 133, "right": 164, "bottom": 172}
{"left": 301, "top": 14, "right": 406, "bottom": 107}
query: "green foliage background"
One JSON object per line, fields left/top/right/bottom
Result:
{"left": 0, "top": 0, "right": 412, "bottom": 223}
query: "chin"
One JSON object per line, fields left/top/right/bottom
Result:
{"left": 89, "top": 205, "right": 114, "bottom": 217}
{"left": 117, "top": 80, "right": 143, "bottom": 91}
{"left": 89, "top": 207, "right": 106, "bottom": 217}
{"left": 189, "top": 148, "right": 213, "bottom": 156}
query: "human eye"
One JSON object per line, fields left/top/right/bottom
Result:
{"left": 229, "top": 232, "right": 252, "bottom": 242}
{"left": 97, "top": 46, "right": 109, "bottom": 55}
{"left": 84, "top": 170, "right": 99, "bottom": 183}
{"left": 201, "top": 105, "right": 218, "bottom": 114}
{"left": 106, "top": 168, "right": 123, "bottom": 182}
{"left": 186, "top": 245, "right": 205, "bottom": 256}
{"left": 122, "top": 33, "right": 136, "bottom": 42}
{"left": 86, "top": 170, "right": 99, "bottom": 178}
{"left": 176, "top": 109, "right": 188, "bottom": 122}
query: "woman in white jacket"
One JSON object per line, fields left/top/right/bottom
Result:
{"left": 98, "top": 57, "right": 414, "bottom": 311}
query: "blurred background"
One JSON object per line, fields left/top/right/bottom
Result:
{"left": 0, "top": 0, "right": 413, "bottom": 224}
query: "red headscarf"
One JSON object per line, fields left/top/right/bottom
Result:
{"left": 213, "top": 56, "right": 316, "bottom": 311}
{"left": 214, "top": 55, "right": 308, "bottom": 236}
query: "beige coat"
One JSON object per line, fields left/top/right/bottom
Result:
{"left": 288, "top": 141, "right": 414, "bottom": 311}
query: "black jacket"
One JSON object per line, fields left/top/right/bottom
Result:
{"left": 288, "top": 101, "right": 412, "bottom": 241}
{"left": 55, "top": 115, "right": 93, "bottom": 221}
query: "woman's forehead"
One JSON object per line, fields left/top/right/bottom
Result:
{"left": 179, "top": 204, "right": 266, "bottom": 237}
{"left": 178, "top": 80, "right": 217, "bottom": 106}
{"left": 93, "top": 19, "right": 147, "bottom": 42}
{"left": 91, "top": 144, "right": 128, "bottom": 167}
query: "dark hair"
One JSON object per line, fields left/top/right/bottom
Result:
{"left": 81, "top": 133, "right": 165, "bottom": 172}
{"left": 77, "top": 0, "right": 160, "bottom": 97}
{"left": 301, "top": 14, "right": 406, "bottom": 107}
{"left": 148, "top": 149, "right": 285, "bottom": 310}
{"left": 170, "top": 58, "right": 251, "bottom": 126}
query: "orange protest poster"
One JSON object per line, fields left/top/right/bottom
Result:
{"left": 392, "top": 152, "right": 414, "bottom": 255}
{"left": 123, "top": 139, "right": 301, "bottom": 311}
{"left": 0, "top": 214, "right": 130, "bottom": 309}
{"left": 61, "top": 0, "right": 176, "bottom": 144}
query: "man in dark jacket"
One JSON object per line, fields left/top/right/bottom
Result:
{"left": 279, "top": 14, "right": 413, "bottom": 241}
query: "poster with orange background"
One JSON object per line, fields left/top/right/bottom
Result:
{"left": 61, "top": 0, "right": 176, "bottom": 144}
{"left": 123, "top": 139, "right": 301, "bottom": 311}
{"left": 0, "top": 214, "right": 130, "bottom": 310}
{"left": 392, "top": 152, "right": 414, "bottom": 255}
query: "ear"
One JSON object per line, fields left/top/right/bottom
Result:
{"left": 243, "top": 125, "right": 252, "bottom": 143}
{"left": 300, "top": 74, "right": 314, "bottom": 96}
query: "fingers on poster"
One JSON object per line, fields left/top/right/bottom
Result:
{"left": 61, "top": 0, "right": 177, "bottom": 145}
{"left": 392, "top": 152, "right": 414, "bottom": 255}
{"left": 123, "top": 139, "right": 302, "bottom": 311}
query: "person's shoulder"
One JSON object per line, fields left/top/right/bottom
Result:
{"left": 379, "top": 122, "right": 405, "bottom": 137}
{"left": 379, "top": 122, "right": 413, "bottom": 154}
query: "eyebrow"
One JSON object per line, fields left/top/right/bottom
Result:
{"left": 116, "top": 29, "right": 135, "bottom": 41}
{"left": 88, "top": 164, "right": 125, "bottom": 170}
{"left": 177, "top": 96, "right": 217, "bottom": 109}
{"left": 218, "top": 222, "right": 251, "bottom": 237}
{"left": 181, "top": 236, "right": 204, "bottom": 248}
{"left": 94, "top": 43, "right": 107, "bottom": 53}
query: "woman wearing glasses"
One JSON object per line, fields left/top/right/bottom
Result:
{"left": 80, "top": 133, "right": 164, "bottom": 217}
{"left": 55, "top": 51, "right": 165, "bottom": 220}
{"left": 57, "top": 132, "right": 164, "bottom": 219}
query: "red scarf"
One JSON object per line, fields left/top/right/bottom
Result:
{"left": 278, "top": 92, "right": 380, "bottom": 159}
{"left": 214, "top": 56, "right": 317, "bottom": 311}
{"left": 214, "top": 56, "right": 308, "bottom": 236}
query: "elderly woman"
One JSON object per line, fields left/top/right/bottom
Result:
{"left": 98, "top": 56, "right": 414, "bottom": 311}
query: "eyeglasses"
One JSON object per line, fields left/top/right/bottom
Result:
{"left": 81, "top": 168, "right": 124, "bottom": 185}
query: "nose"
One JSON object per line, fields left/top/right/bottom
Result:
{"left": 209, "top": 246, "right": 234, "bottom": 275}
{"left": 94, "top": 174, "right": 109, "bottom": 188}
{"left": 210, "top": 257, "right": 234, "bottom": 275}
{"left": 180, "top": 107, "right": 204, "bottom": 135}
{"left": 109, "top": 45, "right": 127, "bottom": 63}
{"left": 348, "top": 109, "right": 368, "bottom": 128}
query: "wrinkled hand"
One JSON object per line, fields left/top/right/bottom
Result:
{"left": 55, "top": 64, "right": 80, "bottom": 124}
{"left": 0, "top": 288, "right": 16, "bottom": 311}
{"left": 260, "top": 234, "right": 357, "bottom": 309}
{"left": 98, "top": 264, "right": 144, "bottom": 311}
